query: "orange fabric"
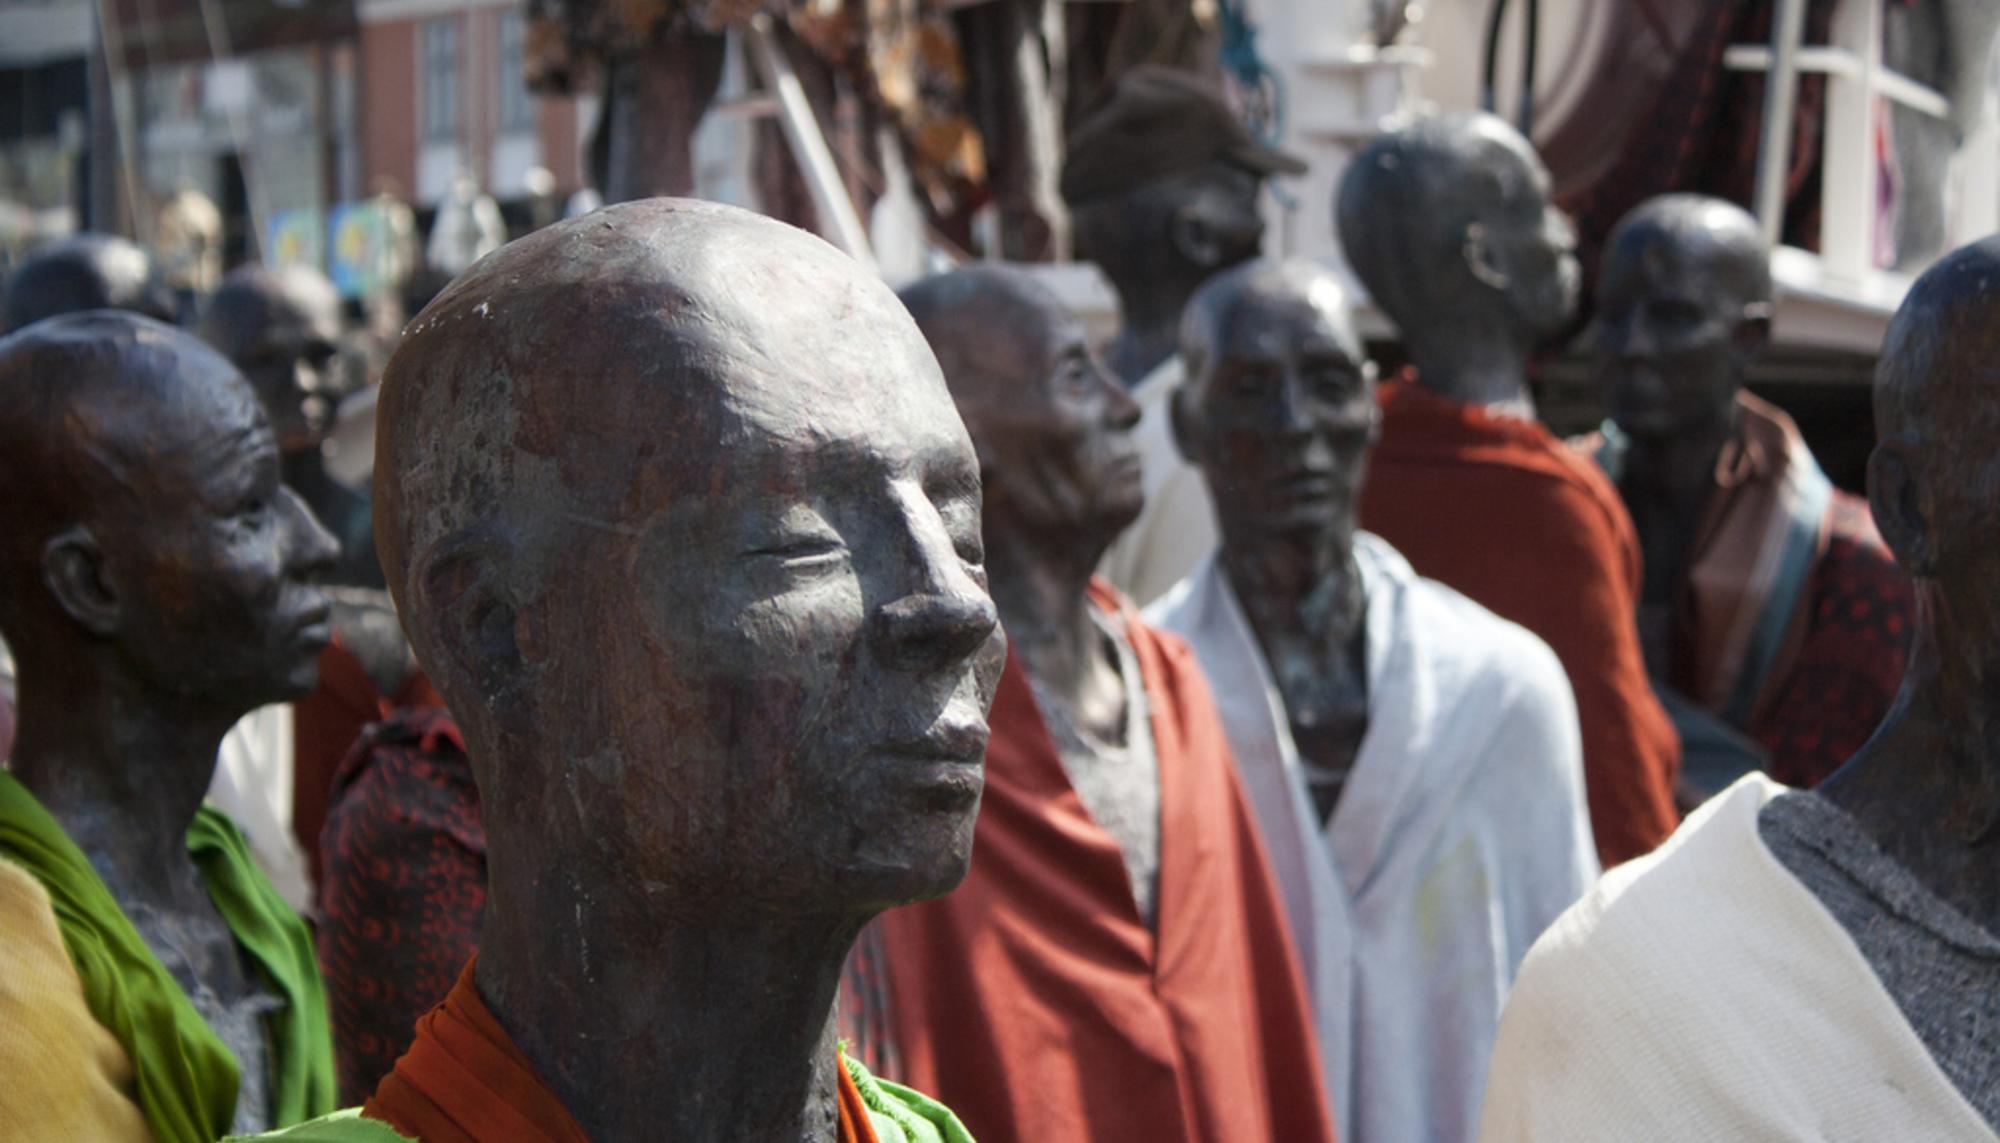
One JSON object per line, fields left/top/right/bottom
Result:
{"left": 293, "top": 638, "right": 442, "bottom": 886}
{"left": 876, "top": 581, "right": 1337, "bottom": 1143}
{"left": 1358, "top": 377, "right": 1680, "bottom": 865}
{"left": 837, "top": 1058, "right": 881, "bottom": 1143}
{"left": 362, "top": 958, "right": 590, "bottom": 1143}
{"left": 363, "top": 957, "right": 882, "bottom": 1143}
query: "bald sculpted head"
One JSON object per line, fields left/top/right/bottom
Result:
{"left": 1870, "top": 238, "right": 2000, "bottom": 619}
{"left": 201, "top": 264, "right": 345, "bottom": 455}
{"left": 3, "top": 233, "right": 176, "bottom": 333}
{"left": 900, "top": 266, "right": 1141, "bottom": 553}
{"left": 378, "top": 199, "right": 1004, "bottom": 916}
{"left": 1336, "top": 112, "right": 1578, "bottom": 349}
{"left": 1173, "top": 260, "right": 1374, "bottom": 556}
{"left": 0, "top": 312, "right": 336, "bottom": 718}
{"left": 1593, "top": 194, "right": 1773, "bottom": 438}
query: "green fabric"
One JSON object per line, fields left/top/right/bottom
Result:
{"left": 0, "top": 771, "right": 336, "bottom": 1142}
{"left": 233, "top": 1057, "right": 972, "bottom": 1143}
{"left": 224, "top": 1109, "right": 413, "bottom": 1142}
{"left": 846, "top": 1055, "right": 976, "bottom": 1143}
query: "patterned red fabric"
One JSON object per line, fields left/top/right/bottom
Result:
{"left": 1750, "top": 492, "right": 1914, "bottom": 788}
{"left": 293, "top": 638, "right": 443, "bottom": 889}
{"left": 1556, "top": 0, "right": 1842, "bottom": 313}
{"left": 317, "top": 707, "right": 484, "bottom": 1105}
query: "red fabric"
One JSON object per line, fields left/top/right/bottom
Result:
{"left": 1358, "top": 378, "right": 1680, "bottom": 865}
{"left": 1751, "top": 493, "right": 1914, "bottom": 788}
{"left": 875, "top": 581, "right": 1337, "bottom": 1143}
{"left": 293, "top": 637, "right": 443, "bottom": 887}
{"left": 1554, "top": 0, "right": 1841, "bottom": 317}
{"left": 364, "top": 960, "right": 883, "bottom": 1143}
{"left": 319, "top": 707, "right": 484, "bottom": 1104}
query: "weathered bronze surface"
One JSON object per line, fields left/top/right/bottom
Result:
{"left": 1336, "top": 111, "right": 1579, "bottom": 418}
{"left": 203, "top": 265, "right": 382, "bottom": 589}
{"left": 0, "top": 312, "right": 338, "bottom": 1132}
{"left": 1822, "top": 236, "right": 2000, "bottom": 936}
{"left": 1174, "top": 260, "right": 1375, "bottom": 820}
{"left": 374, "top": 199, "right": 1004, "bottom": 1141}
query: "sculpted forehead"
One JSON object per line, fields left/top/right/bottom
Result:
{"left": 902, "top": 268, "right": 1076, "bottom": 408}
{"left": 1877, "top": 237, "right": 2000, "bottom": 442}
{"left": 203, "top": 265, "right": 341, "bottom": 361}
{"left": 0, "top": 313, "right": 265, "bottom": 514}
{"left": 377, "top": 200, "right": 963, "bottom": 586}
{"left": 1606, "top": 198, "right": 1770, "bottom": 305}
{"left": 1186, "top": 262, "right": 1360, "bottom": 366}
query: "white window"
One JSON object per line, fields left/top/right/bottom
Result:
{"left": 498, "top": 9, "right": 533, "bottom": 134}
{"left": 422, "top": 17, "right": 460, "bottom": 142}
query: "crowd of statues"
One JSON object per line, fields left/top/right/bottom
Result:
{"left": 0, "top": 64, "right": 1992, "bottom": 1143}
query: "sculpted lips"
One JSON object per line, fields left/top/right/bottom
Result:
{"left": 882, "top": 719, "right": 990, "bottom": 810}
{"left": 291, "top": 592, "right": 334, "bottom": 649}
{"left": 1274, "top": 469, "right": 1336, "bottom": 500}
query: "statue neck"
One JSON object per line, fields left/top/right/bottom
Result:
{"left": 6, "top": 648, "right": 235, "bottom": 904}
{"left": 1219, "top": 525, "right": 1367, "bottom": 657}
{"left": 477, "top": 862, "right": 858, "bottom": 1142}
{"left": 1104, "top": 269, "right": 1206, "bottom": 387}
{"left": 984, "top": 516, "right": 1113, "bottom": 706}
{"left": 1819, "top": 593, "right": 2000, "bottom": 933}
{"left": 1619, "top": 401, "right": 1742, "bottom": 542}
{"left": 281, "top": 445, "right": 329, "bottom": 491}
{"left": 1403, "top": 311, "right": 1538, "bottom": 417}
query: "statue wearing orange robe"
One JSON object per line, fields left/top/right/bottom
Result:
{"left": 875, "top": 582, "right": 1337, "bottom": 1143}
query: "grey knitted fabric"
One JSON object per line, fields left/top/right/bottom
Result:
{"left": 1760, "top": 789, "right": 2000, "bottom": 1128}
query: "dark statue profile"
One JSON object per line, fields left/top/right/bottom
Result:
{"left": 0, "top": 312, "right": 338, "bottom": 1135}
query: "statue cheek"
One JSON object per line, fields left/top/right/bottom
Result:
{"left": 698, "top": 577, "right": 869, "bottom": 690}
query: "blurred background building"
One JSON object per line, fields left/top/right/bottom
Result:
{"left": 3, "top": 0, "right": 1999, "bottom": 480}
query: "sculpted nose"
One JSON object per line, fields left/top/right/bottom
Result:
{"left": 282, "top": 486, "right": 341, "bottom": 581}
{"left": 1101, "top": 362, "right": 1141, "bottom": 431}
{"left": 873, "top": 588, "right": 999, "bottom": 673}
{"left": 1621, "top": 318, "right": 1657, "bottom": 359}
{"left": 1275, "top": 376, "right": 1314, "bottom": 434}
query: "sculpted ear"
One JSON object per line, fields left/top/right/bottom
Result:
{"left": 1461, "top": 222, "right": 1510, "bottom": 292}
{"left": 1168, "top": 384, "right": 1202, "bottom": 466}
{"left": 41, "top": 526, "right": 121, "bottom": 636}
{"left": 1868, "top": 438, "right": 1933, "bottom": 577}
{"left": 416, "top": 528, "right": 529, "bottom": 730}
{"left": 1732, "top": 301, "right": 1773, "bottom": 361}
{"left": 1170, "top": 201, "right": 1229, "bottom": 270}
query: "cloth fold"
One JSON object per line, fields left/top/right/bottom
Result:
{"left": 1479, "top": 774, "right": 1993, "bottom": 1141}
{"left": 1148, "top": 537, "right": 1596, "bottom": 1143}
{"left": 355, "top": 957, "right": 967, "bottom": 1143}
{"left": 1358, "top": 374, "right": 1680, "bottom": 864}
{"left": 0, "top": 857, "right": 153, "bottom": 1141}
{"left": 0, "top": 771, "right": 335, "bottom": 1143}
{"left": 876, "top": 579, "right": 1335, "bottom": 1142}
{"left": 1586, "top": 392, "right": 1913, "bottom": 788}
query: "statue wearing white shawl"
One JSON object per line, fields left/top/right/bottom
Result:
{"left": 1479, "top": 233, "right": 2000, "bottom": 1143}
{"left": 1145, "top": 260, "right": 1598, "bottom": 1143}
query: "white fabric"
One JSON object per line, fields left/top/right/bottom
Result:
{"left": 204, "top": 704, "right": 315, "bottom": 917}
{"left": 1098, "top": 358, "right": 1215, "bottom": 606}
{"left": 1480, "top": 773, "right": 1995, "bottom": 1141}
{"left": 1147, "top": 535, "right": 1596, "bottom": 1143}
